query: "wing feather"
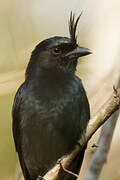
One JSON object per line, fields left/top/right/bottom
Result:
{"left": 12, "top": 83, "right": 31, "bottom": 180}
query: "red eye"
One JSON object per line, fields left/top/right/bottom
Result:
{"left": 52, "top": 47, "right": 62, "bottom": 54}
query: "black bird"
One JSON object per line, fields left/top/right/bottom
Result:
{"left": 12, "top": 13, "right": 91, "bottom": 180}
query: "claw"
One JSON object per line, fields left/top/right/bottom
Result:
{"left": 36, "top": 175, "right": 46, "bottom": 180}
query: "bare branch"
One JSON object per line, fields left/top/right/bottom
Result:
{"left": 44, "top": 88, "right": 120, "bottom": 180}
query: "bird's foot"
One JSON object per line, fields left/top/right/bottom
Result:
{"left": 36, "top": 175, "right": 46, "bottom": 180}
{"left": 57, "top": 157, "right": 65, "bottom": 164}
{"left": 58, "top": 160, "right": 78, "bottom": 178}
{"left": 76, "top": 142, "right": 82, "bottom": 147}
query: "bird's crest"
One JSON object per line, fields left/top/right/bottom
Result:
{"left": 69, "top": 11, "right": 82, "bottom": 45}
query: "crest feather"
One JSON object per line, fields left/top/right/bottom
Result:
{"left": 69, "top": 11, "right": 82, "bottom": 45}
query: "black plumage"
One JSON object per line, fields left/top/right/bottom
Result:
{"left": 12, "top": 12, "right": 91, "bottom": 180}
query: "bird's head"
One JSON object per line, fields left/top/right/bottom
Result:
{"left": 26, "top": 12, "right": 91, "bottom": 79}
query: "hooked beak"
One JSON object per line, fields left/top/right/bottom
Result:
{"left": 65, "top": 46, "right": 92, "bottom": 59}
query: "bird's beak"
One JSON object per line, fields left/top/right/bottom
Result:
{"left": 65, "top": 46, "right": 92, "bottom": 59}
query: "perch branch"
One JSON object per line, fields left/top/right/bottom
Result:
{"left": 85, "top": 79, "right": 120, "bottom": 180}
{"left": 43, "top": 88, "right": 120, "bottom": 180}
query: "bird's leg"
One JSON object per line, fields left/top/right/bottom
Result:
{"left": 36, "top": 175, "right": 46, "bottom": 180}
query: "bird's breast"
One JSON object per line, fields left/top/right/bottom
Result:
{"left": 21, "top": 76, "right": 86, "bottom": 142}
{"left": 20, "top": 76, "right": 85, "bottom": 176}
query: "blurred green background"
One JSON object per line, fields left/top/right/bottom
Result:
{"left": 0, "top": 0, "right": 120, "bottom": 179}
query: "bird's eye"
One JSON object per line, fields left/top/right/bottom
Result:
{"left": 52, "top": 47, "right": 62, "bottom": 55}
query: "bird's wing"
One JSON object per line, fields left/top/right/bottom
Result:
{"left": 12, "top": 83, "right": 23, "bottom": 152}
{"left": 75, "top": 77, "right": 90, "bottom": 174}
{"left": 78, "top": 79, "right": 90, "bottom": 170}
{"left": 12, "top": 83, "right": 31, "bottom": 180}
{"left": 78, "top": 77, "right": 90, "bottom": 131}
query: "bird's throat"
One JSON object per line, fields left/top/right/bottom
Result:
{"left": 26, "top": 67, "right": 74, "bottom": 100}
